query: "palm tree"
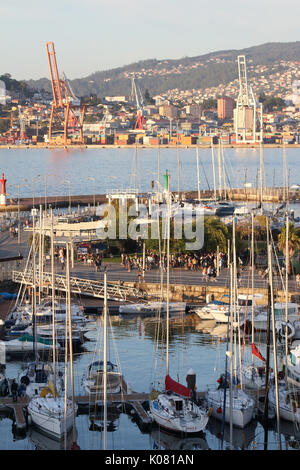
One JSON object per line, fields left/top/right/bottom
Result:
{"left": 278, "top": 222, "right": 300, "bottom": 275}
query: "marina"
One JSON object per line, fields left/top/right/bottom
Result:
{"left": 0, "top": 147, "right": 299, "bottom": 451}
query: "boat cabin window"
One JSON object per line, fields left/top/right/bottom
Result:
{"left": 35, "top": 370, "right": 48, "bottom": 383}
{"left": 275, "top": 307, "right": 296, "bottom": 317}
{"left": 90, "top": 362, "right": 115, "bottom": 374}
{"left": 175, "top": 400, "right": 183, "bottom": 411}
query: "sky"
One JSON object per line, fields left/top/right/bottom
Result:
{"left": 1, "top": 0, "right": 300, "bottom": 81}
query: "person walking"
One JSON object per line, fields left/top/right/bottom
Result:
{"left": 11, "top": 379, "right": 18, "bottom": 402}
{"left": 60, "top": 255, "right": 65, "bottom": 271}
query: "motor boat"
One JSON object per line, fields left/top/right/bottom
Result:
{"left": 119, "top": 301, "right": 186, "bottom": 316}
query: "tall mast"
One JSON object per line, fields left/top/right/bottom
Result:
{"left": 218, "top": 140, "right": 222, "bottom": 199}
{"left": 196, "top": 147, "right": 201, "bottom": 201}
{"left": 38, "top": 205, "right": 42, "bottom": 304}
{"left": 259, "top": 143, "right": 264, "bottom": 215}
{"left": 211, "top": 140, "right": 217, "bottom": 201}
{"left": 177, "top": 146, "right": 180, "bottom": 198}
{"left": 285, "top": 211, "right": 289, "bottom": 371}
{"left": 103, "top": 269, "right": 108, "bottom": 450}
{"left": 232, "top": 216, "right": 237, "bottom": 383}
{"left": 229, "top": 240, "right": 233, "bottom": 449}
{"left": 268, "top": 243, "right": 282, "bottom": 450}
{"left": 66, "top": 243, "right": 75, "bottom": 441}
{"left": 51, "top": 209, "right": 56, "bottom": 392}
{"left": 166, "top": 172, "right": 170, "bottom": 377}
{"left": 251, "top": 212, "right": 255, "bottom": 367}
{"left": 32, "top": 209, "right": 37, "bottom": 360}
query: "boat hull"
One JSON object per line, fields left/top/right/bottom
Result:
{"left": 205, "top": 391, "right": 254, "bottom": 428}
{"left": 28, "top": 399, "right": 75, "bottom": 440}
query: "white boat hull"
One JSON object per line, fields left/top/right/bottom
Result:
{"left": 206, "top": 390, "right": 254, "bottom": 428}
{"left": 119, "top": 302, "right": 186, "bottom": 315}
{"left": 28, "top": 397, "right": 75, "bottom": 440}
{"left": 150, "top": 401, "right": 208, "bottom": 434}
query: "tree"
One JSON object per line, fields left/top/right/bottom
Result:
{"left": 202, "top": 99, "right": 217, "bottom": 110}
{"left": 203, "top": 217, "right": 229, "bottom": 252}
{"left": 278, "top": 223, "right": 300, "bottom": 275}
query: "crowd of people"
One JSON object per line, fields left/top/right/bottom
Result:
{"left": 121, "top": 250, "right": 228, "bottom": 281}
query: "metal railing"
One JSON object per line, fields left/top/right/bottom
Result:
{"left": 12, "top": 269, "right": 154, "bottom": 302}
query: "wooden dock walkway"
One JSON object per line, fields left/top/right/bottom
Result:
{"left": 0, "top": 396, "right": 29, "bottom": 431}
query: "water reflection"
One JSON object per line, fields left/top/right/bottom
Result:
{"left": 28, "top": 427, "right": 77, "bottom": 450}
{"left": 150, "top": 427, "right": 209, "bottom": 450}
{"left": 206, "top": 417, "right": 257, "bottom": 450}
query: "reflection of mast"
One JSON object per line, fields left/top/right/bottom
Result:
{"left": 46, "top": 42, "right": 85, "bottom": 145}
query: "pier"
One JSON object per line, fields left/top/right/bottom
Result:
{"left": 0, "top": 388, "right": 211, "bottom": 434}
{"left": 1, "top": 186, "right": 300, "bottom": 213}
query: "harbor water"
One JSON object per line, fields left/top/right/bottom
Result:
{"left": 0, "top": 147, "right": 299, "bottom": 199}
{"left": 0, "top": 314, "right": 296, "bottom": 450}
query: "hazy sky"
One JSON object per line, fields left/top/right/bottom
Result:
{"left": 1, "top": 0, "right": 300, "bottom": 80}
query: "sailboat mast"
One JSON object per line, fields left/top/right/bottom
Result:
{"left": 285, "top": 211, "right": 289, "bottom": 368}
{"left": 232, "top": 216, "right": 237, "bottom": 383}
{"left": 32, "top": 209, "right": 37, "bottom": 360}
{"left": 251, "top": 212, "right": 255, "bottom": 368}
{"left": 66, "top": 243, "right": 75, "bottom": 438}
{"left": 268, "top": 243, "right": 282, "bottom": 450}
{"left": 166, "top": 173, "right": 170, "bottom": 377}
{"left": 50, "top": 209, "right": 56, "bottom": 391}
{"left": 103, "top": 269, "right": 108, "bottom": 450}
{"left": 177, "top": 146, "right": 180, "bottom": 198}
{"left": 259, "top": 143, "right": 264, "bottom": 215}
{"left": 196, "top": 146, "right": 201, "bottom": 201}
{"left": 218, "top": 140, "right": 222, "bottom": 199}
{"left": 229, "top": 242, "right": 233, "bottom": 449}
{"left": 211, "top": 139, "right": 217, "bottom": 201}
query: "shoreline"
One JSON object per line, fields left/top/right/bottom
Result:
{"left": 0, "top": 143, "right": 300, "bottom": 150}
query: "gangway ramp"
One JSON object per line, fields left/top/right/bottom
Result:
{"left": 12, "top": 270, "right": 155, "bottom": 302}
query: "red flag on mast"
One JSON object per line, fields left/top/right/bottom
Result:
{"left": 252, "top": 343, "right": 266, "bottom": 362}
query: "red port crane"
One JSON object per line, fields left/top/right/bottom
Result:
{"left": 46, "top": 42, "right": 85, "bottom": 145}
{"left": 130, "top": 76, "right": 146, "bottom": 130}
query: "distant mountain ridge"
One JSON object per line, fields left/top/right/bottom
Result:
{"left": 26, "top": 41, "right": 300, "bottom": 99}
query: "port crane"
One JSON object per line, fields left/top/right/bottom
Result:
{"left": 130, "top": 76, "right": 146, "bottom": 130}
{"left": 235, "top": 55, "right": 263, "bottom": 143}
{"left": 46, "top": 42, "right": 85, "bottom": 145}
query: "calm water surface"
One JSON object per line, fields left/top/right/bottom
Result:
{"left": 0, "top": 147, "right": 299, "bottom": 199}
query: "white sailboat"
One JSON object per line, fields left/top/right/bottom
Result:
{"left": 28, "top": 234, "right": 76, "bottom": 440}
{"left": 149, "top": 171, "right": 209, "bottom": 434}
{"left": 82, "top": 270, "right": 124, "bottom": 400}
{"left": 268, "top": 386, "right": 300, "bottom": 424}
{"left": 205, "top": 218, "right": 255, "bottom": 430}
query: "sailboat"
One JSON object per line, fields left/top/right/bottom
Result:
{"left": 82, "top": 270, "right": 124, "bottom": 398}
{"left": 27, "top": 236, "right": 77, "bottom": 440}
{"left": 149, "top": 171, "right": 209, "bottom": 434}
{"left": 205, "top": 218, "right": 255, "bottom": 429}
{"left": 241, "top": 213, "right": 274, "bottom": 390}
